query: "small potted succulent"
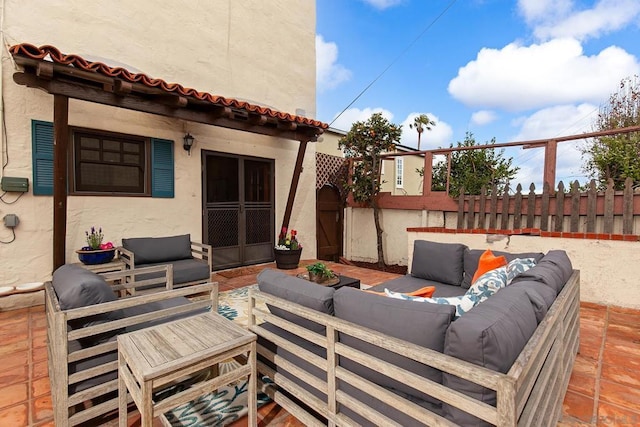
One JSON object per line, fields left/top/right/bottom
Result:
{"left": 305, "top": 262, "right": 335, "bottom": 283}
{"left": 76, "top": 226, "right": 116, "bottom": 265}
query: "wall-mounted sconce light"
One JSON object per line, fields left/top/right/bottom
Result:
{"left": 183, "top": 132, "right": 195, "bottom": 155}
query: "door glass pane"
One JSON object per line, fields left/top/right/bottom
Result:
{"left": 244, "top": 160, "right": 271, "bottom": 202}
{"left": 207, "top": 156, "right": 238, "bottom": 203}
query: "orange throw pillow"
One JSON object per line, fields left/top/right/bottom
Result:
{"left": 404, "top": 286, "right": 436, "bottom": 298}
{"left": 472, "top": 249, "right": 507, "bottom": 284}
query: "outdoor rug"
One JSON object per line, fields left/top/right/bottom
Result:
{"left": 164, "top": 284, "right": 272, "bottom": 426}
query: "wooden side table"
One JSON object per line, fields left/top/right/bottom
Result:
{"left": 72, "top": 258, "right": 125, "bottom": 274}
{"left": 118, "top": 312, "right": 257, "bottom": 426}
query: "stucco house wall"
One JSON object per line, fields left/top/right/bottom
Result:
{"left": 0, "top": 0, "right": 318, "bottom": 286}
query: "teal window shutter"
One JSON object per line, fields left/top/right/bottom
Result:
{"left": 151, "top": 138, "right": 174, "bottom": 198}
{"left": 31, "top": 120, "right": 54, "bottom": 195}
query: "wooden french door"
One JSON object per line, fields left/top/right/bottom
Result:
{"left": 202, "top": 151, "right": 274, "bottom": 270}
{"left": 316, "top": 184, "right": 343, "bottom": 262}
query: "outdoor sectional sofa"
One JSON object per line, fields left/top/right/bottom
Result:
{"left": 46, "top": 263, "right": 218, "bottom": 426}
{"left": 118, "top": 233, "right": 212, "bottom": 288}
{"left": 248, "top": 240, "right": 580, "bottom": 426}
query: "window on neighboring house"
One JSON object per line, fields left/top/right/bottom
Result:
{"left": 31, "top": 120, "right": 174, "bottom": 197}
{"left": 395, "top": 157, "right": 403, "bottom": 188}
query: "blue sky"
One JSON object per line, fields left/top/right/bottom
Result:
{"left": 315, "top": 0, "right": 640, "bottom": 189}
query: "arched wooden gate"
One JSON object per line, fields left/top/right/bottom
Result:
{"left": 316, "top": 184, "right": 343, "bottom": 261}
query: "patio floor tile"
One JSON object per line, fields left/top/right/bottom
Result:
{"left": 596, "top": 401, "right": 640, "bottom": 426}
{"left": 598, "top": 379, "right": 640, "bottom": 412}
{"left": 0, "top": 403, "right": 28, "bottom": 426}
{"left": 563, "top": 390, "right": 596, "bottom": 422}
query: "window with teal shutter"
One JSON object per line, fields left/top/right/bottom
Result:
{"left": 151, "top": 138, "right": 174, "bottom": 198}
{"left": 30, "top": 121, "right": 174, "bottom": 198}
{"left": 31, "top": 120, "right": 54, "bottom": 195}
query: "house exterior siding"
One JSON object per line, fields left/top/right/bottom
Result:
{"left": 0, "top": 0, "right": 318, "bottom": 286}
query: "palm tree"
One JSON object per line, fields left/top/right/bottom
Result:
{"left": 409, "top": 114, "right": 436, "bottom": 150}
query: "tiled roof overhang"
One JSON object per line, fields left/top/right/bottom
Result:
{"left": 10, "top": 43, "right": 328, "bottom": 142}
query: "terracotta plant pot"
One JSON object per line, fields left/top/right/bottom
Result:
{"left": 274, "top": 248, "right": 302, "bottom": 270}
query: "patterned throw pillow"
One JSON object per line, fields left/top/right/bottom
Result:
{"left": 506, "top": 257, "right": 537, "bottom": 283}
{"left": 384, "top": 289, "right": 477, "bottom": 319}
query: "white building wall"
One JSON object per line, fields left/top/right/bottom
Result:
{"left": 0, "top": 0, "right": 318, "bottom": 286}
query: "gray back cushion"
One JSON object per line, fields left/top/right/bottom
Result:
{"left": 257, "top": 268, "right": 335, "bottom": 334}
{"left": 411, "top": 240, "right": 467, "bottom": 286}
{"left": 122, "top": 234, "right": 192, "bottom": 265}
{"left": 508, "top": 280, "right": 557, "bottom": 312}
{"left": 461, "top": 249, "right": 544, "bottom": 289}
{"left": 334, "top": 287, "right": 455, "bottom": 406}
{"left": 442, "top": 285, "right": 539, "bottom": 426}
{"left": 52, "top": 264, "right": 123, "bottom": 345}
{"left": 510, "top": 250, "right": 573, "bottom": 294}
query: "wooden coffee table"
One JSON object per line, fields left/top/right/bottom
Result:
{"left": 118, "top": 312, "right": 257, "bottom": 426}
{"left": 297, "top": 273, "right": 361, "bottom": 290}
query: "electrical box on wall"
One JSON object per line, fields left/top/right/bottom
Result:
{"left": 3, "top": 214, "right": 19, "bottom": 228}
{"left": 1, "top": 177, "right": 29, "bottom": 192}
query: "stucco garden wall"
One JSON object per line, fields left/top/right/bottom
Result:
{"left": 0, "top": 0, "right": 318, "bottom": 286}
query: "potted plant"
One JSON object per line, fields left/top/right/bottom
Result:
{"left": 274, "top": 227, "right": 302, "bottom": 269}
{"left": 305, "top": 262, "right": 335, "bottom": 283}
{"left": 75, "top": 226, "right": 116, "bottom": 265}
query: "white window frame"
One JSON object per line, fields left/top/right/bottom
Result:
{"left": 395, "top": 157, "right": 403, "bottom": 188}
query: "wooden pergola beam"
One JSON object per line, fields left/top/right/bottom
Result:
{"left": 281, "top": 141, "right": 308, "bottom": 233}
{"left": 53, "top": 95, "right": 69, "bottom": 270}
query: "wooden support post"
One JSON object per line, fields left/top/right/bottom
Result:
{"left": 543, "top": 140, "right": 557, "bottom": 193}
{"left": 422, "top": 152, "right": 433, "bottom": 196}
{"left": 281, "top": 141, "right": 308, "bottom": 232}
{"left": 53, "top": 95, "right": 69, "bottom": 271}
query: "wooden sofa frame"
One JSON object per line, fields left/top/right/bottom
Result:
{"left": 248, "top": 270, "right": 580, "bottom": 426}
{"left": 46, "top": 264, "right": 219, "bottom": 427}
{"left": 117, "top": 240, "right": 213, "bottom": 287}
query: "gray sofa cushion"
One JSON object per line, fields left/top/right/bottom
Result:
{"left": 411, "top": 240, "right": 467, "bottom": 286}
{"left": 52, "top": 264, "right": 123, "bottom": 345}
{"left": 368, "top": 274, "right": 467, "bottom": 298}
{"left": 132, "top": 258, "right": 210, "bottom": 286}
{"left": 257, "top": 268, "right": 335, "bottom": 334}
{"left": 443, "top": 285, "right": 539, "bottom": 426}
{"left": 334, "top": 287, "right": 455, "bottom": 406}
{"left": 510, "top": 250, "right": 573, "bottom": 294}
{"left": 462, "top": 249, "right": 544, "bottom": 289}
{"left": 122, "top": 234, "right": 193, "bottom": 265}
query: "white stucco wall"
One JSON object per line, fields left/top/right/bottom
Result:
{"left": 0, "top": 0, "right": 318, "bottom": 286}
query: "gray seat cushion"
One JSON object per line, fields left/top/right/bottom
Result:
{"left": 411, "top": 240, "right": 467, "bottom": 286}
{"left": 462, "top": 249, "right": 545, "bottom": 289}
{"left": 368, "top": 274, "right": 466, "bottom": 298}
{"left": 122, "top": 234, "right": 193, "bottom": 265}
{"left": 443, "top": 285, "right": 539, "bottom": 426}
{"left": 334, "top": 287, "right": 455, "bottom": 406}
{"left": 510, "top": 250, "right": 573, "bottom": 294}
{"left": 257, "top": 268, "right": 335, "bottom": 334}
{"left": 52, "top": 264, "right": 123, "bottom": 346}
{"left": 133, "top": 258, "right": 210, "bottom": 286}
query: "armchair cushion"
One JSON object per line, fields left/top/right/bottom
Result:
{"left": 122, "top": 234, "right": 193, "bottom": 265}
{"left": 411, "top": 240, "right": 467, "bottom": 286}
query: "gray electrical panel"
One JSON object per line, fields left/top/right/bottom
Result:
{"left": 3, "top": 214, "right": 19, "bottom": 228}
{"left": 1, "top": 177, "right": 29, "bottom": 192}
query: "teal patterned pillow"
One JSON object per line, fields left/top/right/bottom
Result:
{"left": 384, "top": 289, "right": 476, "bottom": 319}
{"left": 506, "top": 257, "right": 537, "bottom": 283}
{"left": 466, "top": 266, "right": 508, "bottom": 301}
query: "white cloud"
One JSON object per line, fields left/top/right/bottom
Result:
{"left": 399, "top": 113, "right": 453, "bottom": 149}
{"left": 329, "top": 107, "right": 395, "bottom": 132}
{"left": 518, "top": 0, "right": 573, "bottom": 25}
{"left": 361, "top": 0, "right": 404, "bottom": 10}
{"left": 529, "top": 0, "right": 640, "bottom": 41}
{"left": 448, "top": 38, "right": 640, "bottom": 111}
{"left": 471, "top": 110, "right": 498, "bottom": 126}
{"left": 508, "top": 103, "right": 597, "bottom": 188}
{"left": 316, "top": 35, "right": 352, "bottom": 92}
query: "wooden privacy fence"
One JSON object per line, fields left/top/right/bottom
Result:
{"left": 456, "top": 177, "right": 640, "bottom": 235}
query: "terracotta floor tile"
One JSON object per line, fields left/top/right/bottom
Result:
{"left": 30, "top": 304, "right": 45, "bottom": 313}
{"left": 0, "top": 318, "right": 29, "bottom": 337}
{"left": 602, "top": 349, "right": 640, "bottom": 372}
{"left": 31, "top": 394, "right": 53, "bottom": 423}
{"left": 599, "top": 379, "right": 640, "bottom": 411}
{"left": 32, "top": 376, "right": 50, "bottom": 398}
{"left": 604, "top": 337, "right": 640, "bottom": 358}
{"left": 30, "top": 315, "right": 47, "bottom": 330}
{"left": 608, "top": 311, "right": 640, "bottom": 328}
{"left": 0, "top": 364, "right": 28, "bottom": 386}
{"left": 34, "top": 421, "right": 55, "bottom": 427}
{"left": 0, "top": 403, "right": 28, "bottom": 426}
{"left": 573, "top": 354, "right": 599, "bottom": 377}
{"left": 609, "top": 305, "right": 640, "bottom": 316}
{"left": 601, "top": 363, "right": 640, "bottom": 389}
{"left": 0, "top": 382, "right": 28, "bottom": 410}
{"left": 597, "top": 401, "right": 640, "bottom": 426}
{"left": 0, "top": 340, "right": 29, "bottom": 357}
{"left": 0, "top": 331, "right": 29, "bottom": 347}
{"left": 579, "top": 336, "right": 604, "bottom": 360}
{"left": 563, "top": 391, "right": 596, "bottom": 423}
{"left": 0, "top": 307, "right": 29, "bottom": 320}
{"left": 0, "top": 350, "right": 28, "bottom": 374}
{"left": 32, "top": 359, "right": 48, "bottom": 380}
{"left": 568, "top": 371, "right": 597, "bottom": 398}
{"left": 557, "top": 418, "right": 593, "bottom": 427}
{"left": 606, "top": 323, "right": 640, "bottom": 342}
{"left": 32, "top": 345, "right": 47, "bottom": 363}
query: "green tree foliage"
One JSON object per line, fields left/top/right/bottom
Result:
{"left": 581, "top": 75, "right": 640, "bottom": 190}
{"left": 339, "top": 113, "right": 402, "bottom": 268}
{"left": 432, "top": 132, "right": 519, "bottom": 197}
{"left": 409, "top": 114, "right": 436, "bottom": 150}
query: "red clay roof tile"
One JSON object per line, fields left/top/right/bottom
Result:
{"left": 10, "top": 43, "right": 328, "bottom": 130}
